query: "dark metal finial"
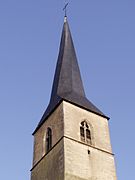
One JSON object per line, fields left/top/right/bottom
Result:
{"left": 63, "top": 2, "right": 69, "bottom": 17}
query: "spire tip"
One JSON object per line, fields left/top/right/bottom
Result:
{"left": 64, "top": 16, "right": 67, "bottom": 22}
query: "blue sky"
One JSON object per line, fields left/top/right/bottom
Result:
{"left": 0, "top": 0, "right": 135, "bottom": 179}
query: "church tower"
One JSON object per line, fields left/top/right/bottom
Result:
{"left": 31, "top": 16, "right": 117, "bottom": 180}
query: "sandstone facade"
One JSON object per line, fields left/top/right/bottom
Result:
{"left": 31, "top": 101, "right": 117, "bottom": 180}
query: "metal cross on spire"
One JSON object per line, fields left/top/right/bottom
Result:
{"left": 63, "top": 2, "right": 69, "bottom": 17}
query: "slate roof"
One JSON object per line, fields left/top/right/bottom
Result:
{"left": 33, "top": 17, "right": 109, "bottom": 134}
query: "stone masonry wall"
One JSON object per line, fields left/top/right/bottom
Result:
{"left": 63, "top": 101, "right": 112, "bottom": 153}
{"left": 64, "top": 137, "right": 116, "bottom": 180}
{"left": 31, "top": 139, "right": 64, "bottom": 180}
{"left": 63, "top": 101, "right": 117, "bottom": 180}
{"left": 32, "top": 103, "right": 64, "bottom": 166}
{"left": 31, "top": 101, "right": 117, "bottom": 180}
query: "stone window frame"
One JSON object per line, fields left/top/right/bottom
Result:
{"left": 80, "top": 120, "right": 93, "bottom": 145}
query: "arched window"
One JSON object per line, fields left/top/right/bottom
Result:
{"left": 80, "top": 121, "right": 92, "bottom": 144}
{"left": 46, "top": 128, "right": 52, "bottom": 152}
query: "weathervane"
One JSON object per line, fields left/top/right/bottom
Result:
{"left": 63, "top": 2, "right": 69, "bottom": 17}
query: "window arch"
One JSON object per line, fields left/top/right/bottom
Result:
{"left": 80, "top": 121, "right": 92, "bottom": 144}
{"left": 46, "top": 127, "right": 52, "bottom": 152}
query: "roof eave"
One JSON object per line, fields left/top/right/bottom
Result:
{"left": 32, "top": 98, "right": 109, "bottom": 135}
